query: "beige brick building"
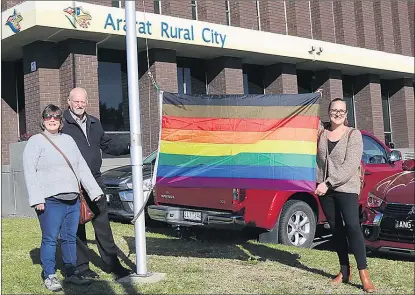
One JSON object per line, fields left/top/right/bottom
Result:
{"left": 1, "top": 0, "right": 414, "bottom": 165}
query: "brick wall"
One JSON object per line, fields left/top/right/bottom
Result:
{"left": 198, "top": 0, "right": 227, "bottom": 25}
{"left": 263, "top": 63, "right": 298, "bottom": 94}
{"left": 206, "top": 56, "right": 243, "bottom": 94}
{"left": 354, "top": 74, "right": 384, "bottom": 139}
{"left": 355, "top": 0, "right": 377, "bottom": 50}
{"left": 138, "top": 49, "right": 178, "bottom": 156}
{"left": 286, "top": 1, "right": 312, "bottom": 39}
{"left": 409, "top": 0, "right": 415, "bottom": 56}
{"left": 388, "top": 78, "right": 414, "bottom": 148}
{"left": 58, "top": 50, "right": 73, "bottom": 108}
{"left": 1, "top": 62, "right": 19, "bottom": 164}
{"left": 392, "top": 0, "right": 412, "bottom": 56}
{"left": 374, "top": 0, "right": 395, "bottom": 53}
{"left": 1, "top": 0, "right": 24, "bottom": 11}
{"left": 135, "top": 0, "right": 154, "bottom": 12}
{"left": 259, "top": 0, "right": 286, "bottom": 34}
{"left": 314, "top": 70, "right": 343, "bottom": 121}
{"left": 58, "top": 39, "right": 99, "bottom": 118}
{"left": 22, "top": 42, "right": 61, "bottom": 135}
{"left": 310, "top": 0, "right": 335, "bottom": 42}
{"left": 161, "top": 0, "right": 192, "bottom": 19}
{"left": 82, "top": 0, "right": 113, "bottom": 7}
{"left": 333, "top": 0, "right": 358, "bottom": 46}
{"left": 229, "top": 1, "right": 259, "bottom": 30}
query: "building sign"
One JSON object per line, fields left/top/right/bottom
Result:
{"left": 63, "top": 6, "right": 91, "bottom": 29}
{"left": 104, "top": 13, "right": 227, "bottom": 48}
{"left": 5, "top": 9, "right": 23, "bottom": 33}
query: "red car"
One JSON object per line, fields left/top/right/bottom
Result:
{"left": 149, "top": 130, "right": 403, "bottom": 248}
{"left": 361, "top": 159, "right": 415, "bottom": 256}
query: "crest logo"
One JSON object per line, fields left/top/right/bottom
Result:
{"left": 409, "top": 206, "right": 415, "bottom": 216}
{"left": 63, "top": 6, "right": 91, "bottom": 29}
{"left": 5, "top": 9, "right": 23, "bottom": 33}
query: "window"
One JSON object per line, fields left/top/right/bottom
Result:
{"left": 98, "top": 62, "right": 127, "bottom": 131}
{"left": 381, "top": 89, "right": 392, "bottom": 146}
{"left": 111, "top": 1, "right": 121, "bottom": 8}
{"left": 243, "top": 67, "right": 264, "bottom": 94}
{"left": 256, "top": 1, "right": 261, "bottom": 30}
{"left": 154, "top": 0, "right": 161, "bottom": 14}
{"left": 191, "top": 1, "right": 198, "bottom": 20}
{"left": 297, "top": 70, "right": 314, "bottom": 94}
{"left": 362, "top": 135, "right": 388, "bottom": 164}
{"left": 177, "top": 67, "right": 192, "bottom": 94}
{"left": 243, "top": 73, "right": 249, "bottom": 94}
{"left": 342, "top": 76, "right": 356, "bottom": 128}
{"left": 225, "top": 1, "right": 231, "bottom": 26}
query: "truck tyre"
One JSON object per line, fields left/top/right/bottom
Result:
{"left": 278, "top": 200, "right": 316, "bottom": 248}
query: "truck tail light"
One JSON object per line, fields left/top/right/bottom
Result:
{"left": 232, "top": 188, "right": 246, "bottom": 205}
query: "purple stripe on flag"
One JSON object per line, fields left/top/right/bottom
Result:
{"left": 156, "top": 177, "right": 315, "bottom": 192}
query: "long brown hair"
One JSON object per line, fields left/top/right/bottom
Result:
{"left": 328, "top": 98, "right": 349, "bottom": 127}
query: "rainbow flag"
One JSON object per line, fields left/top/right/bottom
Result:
{"left": 155, "top": 92, "right": 321, "bottom": 192}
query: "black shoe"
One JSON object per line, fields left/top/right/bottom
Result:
{"left": 112, "top": 266, "right": 132, "bottom": 280}
{"left": 79, "top": 269, "right": 100, "bottom": 279}
{"left": 65, "top": 274, "right": 91, "bottom": 285}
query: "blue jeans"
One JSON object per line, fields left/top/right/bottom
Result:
{"left": 37, "top": 197, "right": 80, "bottom": 277}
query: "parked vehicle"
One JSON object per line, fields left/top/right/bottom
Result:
{"left": 101, "top": 151, "right": 156, "bottom": 221}
{"left": 361, "top": 159, "right": 415, "bottom": 257}
{"left": 148, "top": 130, "right": 403, "bottom": 248}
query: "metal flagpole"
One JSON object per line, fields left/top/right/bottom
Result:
{"left": 125, "top": 0, "right": 147, "bottom": 276}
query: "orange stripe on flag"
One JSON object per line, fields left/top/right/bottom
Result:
{"left": 161, "top": 128, "right": 318, "bottom": 144}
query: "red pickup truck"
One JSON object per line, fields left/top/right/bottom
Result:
{"left": 148, "top": 130, "right": 403, "bottom": 248}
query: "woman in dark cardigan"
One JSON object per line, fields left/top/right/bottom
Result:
{"left": 315, "top": 98, "right": 375, "bottom": 293}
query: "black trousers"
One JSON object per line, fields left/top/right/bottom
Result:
{"left": 319, "top": 190, "right": 368, "bottom": 271}
{"left": 76, "top": 180, "right": 120, "bottom": 273}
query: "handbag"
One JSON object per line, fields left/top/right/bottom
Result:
{"left": 40, "top": 133, "right": 95, "bottom": 224}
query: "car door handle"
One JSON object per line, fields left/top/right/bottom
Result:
{"left": 364, "top": 171, "right": 372, "bottom": 175}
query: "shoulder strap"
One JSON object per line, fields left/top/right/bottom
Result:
{"left": 348, "top": 128, "right": 356, "bottom": 140}
{"left": 40, "top": 133, "right": 78, "bottom": 182}
{"left": 317, "top": 128, "right": 324, "bottom": 144}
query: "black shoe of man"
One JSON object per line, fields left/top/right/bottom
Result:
{"left": 78, "top": 269, "right": 100, "bottom": 279}
{"left": 112, "top": 265, "right": 132, "bottom": 280}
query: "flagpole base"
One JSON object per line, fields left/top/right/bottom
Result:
{"left": 116, "top": 272, "right": 166, "bottom": 284}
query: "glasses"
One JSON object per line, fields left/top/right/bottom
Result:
{"left": 330, "top": 109, "right": 347, "bottom": 116}
{"left": 43, "top": 114, "right": 62, "bottom": 121}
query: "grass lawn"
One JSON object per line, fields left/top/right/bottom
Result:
{"left": 2, "top": 217, "right": 414, "bottom": 294}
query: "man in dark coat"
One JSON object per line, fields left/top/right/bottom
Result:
{"left": 61, "top": 87, "right": 131, "bottom": 279}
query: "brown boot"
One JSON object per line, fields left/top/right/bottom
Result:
{"left": 331, "top": 265, "right": 352, "bottom": 285}
{"left": 359, "top": 269, "right": 376, "bottom": 293}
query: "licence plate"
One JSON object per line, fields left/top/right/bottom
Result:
{"left": 183, "top": 210, "right": 202, "bottom": 222}
{"left": 395, "top": 219, "right": 414, "bottom": 230}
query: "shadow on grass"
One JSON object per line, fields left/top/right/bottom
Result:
{"left": 29, "top": 243, "right": 140, "bottom": 295}
{"left": 122, "top": 227, "right": 362, "bottom": 289}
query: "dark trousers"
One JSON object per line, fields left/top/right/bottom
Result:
{"left": 319, "top": 191, "right": 367, "bottom": 272}
{"left": 76, "top": 182, "right": 120, "bottom": 273}
{"left": 37, "top": 197, "right": 80, "bottom": 277}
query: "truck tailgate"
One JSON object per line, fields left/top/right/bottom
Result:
{"left": 156, "top": 186, "right": 235, "bottom": 211}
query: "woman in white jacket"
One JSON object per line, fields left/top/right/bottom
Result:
{"left": 23, "top": 104, "right": 103, "bottom": 292}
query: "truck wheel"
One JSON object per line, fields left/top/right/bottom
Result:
{"left": 278, "top": 200, "right": 316, "bottom": 248}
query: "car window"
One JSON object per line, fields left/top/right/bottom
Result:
{"left": 362, "top": 135, "right": 388, "bottom": 164}
{"left": 143, "top": 151, "right": 157, "bottom": 166}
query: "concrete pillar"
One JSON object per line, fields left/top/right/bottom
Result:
{"left": 354, "top": 74, "right": 384, "bottom": 139}
{"left": 314, "top": 69, "right": 343, "bottom": 121}
{"left": 206, "top": 56, "right": 243, "bottom": 95}
{"left": 263, "top": 63, "right": 298, "bottom": 94}
{"left": 388, "top": 78, "right": 414, "bottom": 148}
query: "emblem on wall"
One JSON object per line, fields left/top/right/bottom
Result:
{"left": 63, "top": 6, "right": 91, "bottom": 29}
{"left": 5, "top": 9, "right": 23, "bottom": 33}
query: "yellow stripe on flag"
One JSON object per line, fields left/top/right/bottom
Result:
{"left": 160, "top": 140, "right": 316, "bottom": 156}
